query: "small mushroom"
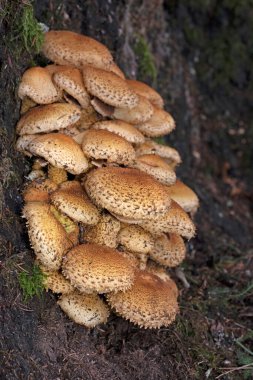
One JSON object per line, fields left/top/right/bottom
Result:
{"left": 113, "top": 95, "right": 154, "bottom": 124}
{"left": 48, "top": 165, "right": 68, "bottom": 184}
{"left": 136, "top": 107, "right": 175, "bottom": 137}
{"left": 92, "top": 120, "right": 145, "bottom": 144}
{"left": 150, "top": 233, "right": 186, "bottom": 267}
{"left": 126, "top": 79, "right": 164, "bottom": 109}
{"left": 166, "top": 179, "right": 199, "bottom": 215}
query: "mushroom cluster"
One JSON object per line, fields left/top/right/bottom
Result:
{"left": 16, "top": 30, "right": 199, "bottom": 329}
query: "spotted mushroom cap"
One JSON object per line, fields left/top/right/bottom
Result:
{"left": 107, "top": 270, "right": 179, "bottom": 329}
{"left": 113, "top": 95, "right": 154, "bottom": 124}
{"left": 22, "top": 202, "right": 73, "bottom": 270}
{"left": 126, "top": 79, "right": 164, "bottom": 109}
{"left": 92, "top": 120, "right": 145, "bottom": 144}
{"left": 42, "top": 30, "right": 113, "bottom": 70}
{"left": 166, "top": 179, "right": 199, "bottom": 214}
{"left": 117, "top": 225, "right": 154, "bottom": 254}
{"left": 136, "top": 107, "right": 175, "bottom": 137}
{"left": 132, "top": 154, "right": 176, "bottom": 185}
{"left": 39, "top": 265, "right": 75, "bottom": 294}
{"left": 23, "top": 179, "right": 58, "bottom": 203}
{"left": 150, "top": 233, "right": 186, "bottom": 267}
{"left": 62, "top": 243, "right": 135, "bottom": 293}
{"left": 58, "top": 292, "right": 110, "bottom": 328}
{"left": 50, "top": 180, "right": 100, "bottom": 225}
{"left": 84, "top": 167, "right": 171, "bottom": 219}
{"left": 82, "top": 66, "right": 139, "bottom": 109}
{"left": 82, "top": 129, "right": 136, "bottom": 164}
{"left": 145, "top": 262, "right": 179, "bottom": 298}
{"left": 28, "top": 133, "right": 89, "bottom": 175}
{"left": 16, "top": 134, "right": 37, "bottom": 157}
{"left": 16, "top": 103, "right": 81, "bottom": 135}
{"left": 136, "top": 140, "right": 182, "bottom": 168}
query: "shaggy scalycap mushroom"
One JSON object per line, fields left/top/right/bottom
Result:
{"left": 42, "top": 30, "right": 113, "bottom": 70}
{"left": 92, "top": 120, "right": 145, "bottom": 144}
{"left": 166, "top": 179, "right": 199, "bottom": 215}
{"left": 107, "top": 270, "right": 179, "bottom": 329}
{"left": 62, "top": 243, "right": 135, "bottom": 293}
{"left": 39, "top": 265, "right": 75, "bottom": 294}
{"left": 58, "top": 292, "right": 109, "bottom": 328}
{"left": 117, "top": 225, "right": 154, "bottom": 255}
{"left": 28, "top": 133, "right": 89, "bottom": 175}
{"left": 113, "top": 95, "right": 154, "bottom": 124}
{"left": 150, "top": 233, "right": 186, "bottom": 267}
{"left": 23, "top": 179, "right": 58, "bottom": 203}
{"left": 136, "top": 107, "right": 175, "bottom": 137}
{"left": 82, "top": 66, "right": 139, "bottom": 109}
{"left": 136, "top": 140, "right": 182, "bottom": 168}
{"left": 16, "top": 103, "right": 81, "bottom": 135}
{"left": 126, "top": 79, "right": 164, "bottom": 109}
{"left": 23, "top": 202, "right": 73, "bottom": 270}
{"left": 84, "top": 167, "right": 171, "bottom": 219}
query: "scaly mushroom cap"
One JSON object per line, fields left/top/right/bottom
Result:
{"left": 42, "top": 30, "right": 113, "bottom": 70}
{"left": 92, "top": 120, "right": 145, "bottom": 144}
{"left": 62, "top": 243, "right": 135, "bottom": 293}
{"left": 28, "top": 133, "right": 89, "bottom": 175}
{"left": 138, "top": 200, "right": 196, "bottom": 239}
{"left": 113, "top": 95, "right": 154, "bottom": 124}
{"left": 117, "top": 225, "right": 154, "bottom": 254}
{"left": 132, "top": 154, "right": 176, "bottom": 185}
{"left": 50, "top": 180, "right": 100, "bottom": 225}
{"left": 18, "top": 67, "right": 61, "bottom": 104}
{"left": 126, "top": 79, "right": 164, "bottom": 109}
{"left": 146, "top": 262, "right": 179, "bottom": 298}
{"left": 166, "top": 179, "right": 199, "bottom": 214}
{"left": 136, "top": 140, "right": 182, "bottom": 168}
{"left": 109, "top": 62, "right": 125, "bottom": 79}
{"left": 82, "top": 129, "right": 136, "bottom": 164}
{"left": 150, "top": 233, "right": 186, "bottom": 267}
{"left": 82, "top": 66, "right": 139, "bottom": 109}
{"left": 48, "top": 165, "right": 68, "bottom": 184}
{"left": 58, "top": 292, "right": 109, "bottom": 328}
{"left": 53, "top": 67, "right": 91, "bottom": 108}
{"left": 16, "top": 103, "right": 81, "bottom": 135}
{"left": 84, "top": 167, "right": 171, "bottom": 219}
{"left": 84, "top": 212, "right": 121, "bottom": 248}
{"left": 22, "top": 202, "right": 73, "bottom": 270}
{"left": 39, "top": 265, "right": 75, "bottom": 294}
{"left": 16, "top": 134, "right": 37, "bottom": 157}
{"left": 23, "top": 179, "right": 58, "bottom": 203}
{"left": 107, "top": 270, "right": 179, "bottom": 328}
{"left": 136, "top": 107, "right": 175, "bottom": 137}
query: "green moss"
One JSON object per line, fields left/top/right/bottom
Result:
{"left": 18, "top": 264, "right": 46, "bottom": 302}
{"left": 134, "top": 35, "right": 157, "bottom": 83}
{"left": 19, "top": 3, "right": 44, "bottom": 54}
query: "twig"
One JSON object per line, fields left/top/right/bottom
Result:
{"left": 216, "top": 363, "right": 253, "bottom": 379}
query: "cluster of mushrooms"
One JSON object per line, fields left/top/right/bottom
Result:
{"left": 16, "top": 30, "right": 199, "bottom": 329}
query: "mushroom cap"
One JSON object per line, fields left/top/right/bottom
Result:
{"left": 53, "top": 67, "right": 90, "bottom": 108}
{"left": 48, "top": 165, "right": 68, "bottom": 185}
{"left": 136, "top": 140, "right": 182, "bottom": 168}
{"left": 16, "top": 134, "right": 37, "bottom": 157}
{"left": 18, "top": 66, "right": 61, "bottom": 104}
{"left": 81, "top": 129, "right": 136, "bottom": 164}
{"left": 16, "top": 103, "right": 81, "bottom": 135}
{"left": 50, "top": 180, "right": 100, "bottom": 225}
{"left": 23, "top": 179, "right": 58, "bottom": 203}
{"left": 39, "top": 265, "right": 75, "bottom": 294}
{"left": 84, "top": 212, "right": 121, "bottom": 248}
{"left": 82, "top": 66, "right": 139, "bottom": 109}
{"left": 117, "top": 225, "right": 154, "bottom": 254}
{"left": 84, "top": 167, "right": 171, "bottom": 219}
{"left": 22, "top": 202, "right": 73, "bottom": 270}
{"left": 109, "top": 62, "right": 125, "bottom": 79}
{"left": 166, "top": 180, "right": 199, "bottom": 214}
{"left": 150, "top": 233, "right": 186, "bottom": 267}
{"left": 62, "top": 243, "right": 135, "bottom": 293}
{"left": 136, "top": 107, "right": 175, "bottom": 137}
{"left": 58, "top": 292, "right": 109, "bottom": 328}
{"left": 28, "top": 133, "right": 89, "bottom": 175}
{"left": 138, "top": 200, "right": 196, "bottom": 239}
{"left": 92, "top": 120, "right": 145, "bottom": 144}
{"left": 132, "top": 154, "right": 176, "bottom": 185}
{"left": 126, "top": 79, "right": 164, "bottom": 109}
{"left": 42, "top": 30, "right": 113, "bottom": 70}
{"left": 107, "top": 270, "right": 179, "bottom": 328}
{"left": 113, "top": 95, "right": 154, "bottom": 124}
{"left": 146, "top": 262, "right": 179, "bottom": 298}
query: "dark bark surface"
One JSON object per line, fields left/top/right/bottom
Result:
{"left": 1, "top": 1, "right": 252, "bottom": 379}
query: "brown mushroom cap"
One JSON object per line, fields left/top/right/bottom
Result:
{"left": 109, "top": 62, "right": 125, "bottom": 79}
{"left": 82, "top": 66, "right": 139, "bottom": 109}
{"left": 48, "top": 165, "right": 68, "bottom": 185}
{"left": 107, "top": 270, "right": 179, "bottom": 328}
{"left": 84, "top": 167, "right": 171, "bottom": 219}
{"left": 16, "top": 103, "right": 81, "bottom": 135}
{"left": 39, "top": 265, "right": 75, "bottom": 294}
{"left": 16, "top": 134, "right": 37, "bottom": 157}
{"left": 92, "top": 120, "right": 145, "bottom": 144}
{"left": 136, "top": 140, "right": 182, "bottom": 168}
{"left": 126, "top": 79, "right": 164, "bottom": 109}
{"left": 62, "top": 243, "right": 135, "bottom": 293}
{"left": 132, "top": 154, "right": 176, "bottom": 185}
{"left": 136, "top": 107, "right": 175, "bottom": 137}
{"left": 166, "top": 179, "right": 199, "bottom": 214}
{"left": 117, "top": 225, "right": 154, "bottom": 254}
{"left": 150, "top": 233, "right": 186, "bottom": 267}
{"left": 84, "top": 212, "right": 121, "bottom": 248}
{"left": 113, "top": 95, "right": 154, "bottom": 124}
{"left": 23, "top": 179, "right": 58, "bottom": 203}
{"left": 50, "top": 180, "right": 100, "bottom": 225}
{"left": 138, "top": 200, "right": 196, "bottom": 239}
{"left": 82, "top": 129, "right": 136, "bottom": 164}
{"left": 22, "top": 202, "right": 73, "bottom": 270}
{"left": 58, "top": 292, "right": 109, "bottom": 328}
{"left": 18, "top": 67, "right": 61, "bottom": 104}
{"left": 28, "top": 133, "right": 89, "bottom": 175}
{"left": 146, "top": 262, "right": 179, "bottom": 298}
{"left": 42, "top": 30, "right": 113, "bottom": 70}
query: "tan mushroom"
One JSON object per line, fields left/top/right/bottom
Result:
{"left": 109, "top": 62, "right": 125, "bottom": 79}
{"left": 62, "top": 243, "right": 135, "bottom": 293}
{"left": 113, "top": 95, "right": 154, "bottom": 124}
{"left": 126, "top": 79, "right": 164, "bottom": 109}
{"left": 48, "top": 165, "right": 68, "bottom": 184}
{"left": 136, "top": 107, "right": 175, "bottom": 137}
{"left": 166, "top": 179, "right": 199, "bottom": 215}
{"left": 150, "top": 233, "right": 186, "bottom": 267}
{"left": 39, "top": 264, "right": 75, "bottom": 294}
{"left": 23, "top": 179, "right": 57, "bottom": 203}
{"left": 92, "top": 120, "right": 145, "bottom": 144}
